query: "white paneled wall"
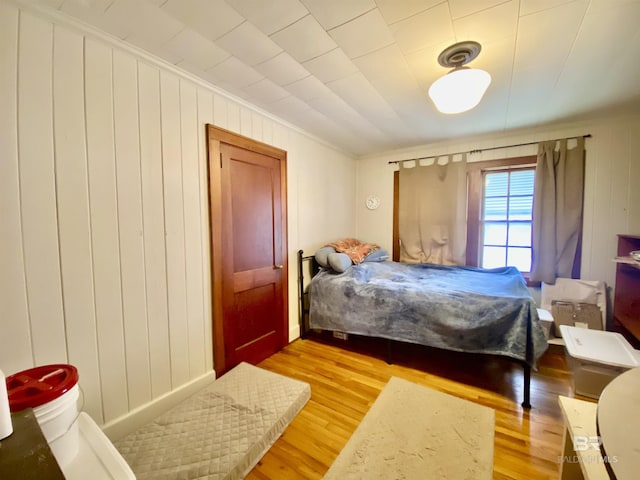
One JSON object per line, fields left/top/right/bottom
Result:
{"left": 0, "top": 2, "right": 356, "bottom": 425}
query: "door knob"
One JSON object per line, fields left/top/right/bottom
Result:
{"left": 273, "top": 264, "right": 284, "bottom": 269}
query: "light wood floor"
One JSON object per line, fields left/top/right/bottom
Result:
{"left": 247, "top": 335, "right": 591, "bottom": 480}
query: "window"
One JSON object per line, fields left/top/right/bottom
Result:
{"left": 480, "top": 168, "right": 535, "bottom": 272}
{"left": 465, "top": 156, "right": 537, "bottom": 274}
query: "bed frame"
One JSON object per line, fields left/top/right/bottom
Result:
{"left": 297, "top": 250, "right": 533, "bottom": 409}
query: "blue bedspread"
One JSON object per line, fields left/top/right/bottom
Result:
{"left": 309, "top": 261, "right": 548, "bottom": 367}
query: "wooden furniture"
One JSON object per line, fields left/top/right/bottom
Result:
{"left": 557, "top": 396, "right": 609, "bottom": 480}
{"left": 0, "top": 409, "right": 65, "bottom": 480}
{"left": 613, "top": 234, "right": 640, "bottom": 345}
{"left": 597, "top": 366, "right": 640, "bottom": 480}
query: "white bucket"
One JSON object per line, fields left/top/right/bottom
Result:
{"left": 33, "top": 383, "right": 80, "bottom": 468}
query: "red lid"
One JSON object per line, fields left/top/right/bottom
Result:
{"left": 5, "top": 364, "right": 79, "bottom": 412}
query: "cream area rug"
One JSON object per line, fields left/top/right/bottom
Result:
{"left": 115, "top": 362, "right": 310, "bottom": 480}
{"left": 323, "top": 377, "right": 495, "bottom": 480}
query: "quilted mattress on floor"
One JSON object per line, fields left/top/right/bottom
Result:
{"left": 115, "top": 362, "right": 311, "bottom": 480}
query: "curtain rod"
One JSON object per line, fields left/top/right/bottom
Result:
{"left": 387, "top": 134, "right": 592, "bottom": 165}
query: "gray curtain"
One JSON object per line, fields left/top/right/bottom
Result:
{"left": 530, "top": 137, "right": 585, "bottom": 284}
{"left": 398, "top": 156, "right": 467, "bottom": 265}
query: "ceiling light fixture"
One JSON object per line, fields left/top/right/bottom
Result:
{"left": 428, "top": 41, "right": 491, "bottom": 114}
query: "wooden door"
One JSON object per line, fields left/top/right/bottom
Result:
{"left": 207, "top": 126, "right": 288, "bottom": 374}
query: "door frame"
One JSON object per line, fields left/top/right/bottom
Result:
{"left": 206, "top": 124, "right": 288, "bottom": 374}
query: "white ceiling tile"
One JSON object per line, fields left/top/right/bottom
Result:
{"left": 225, "top": 0, "right": 308, "bottom": 35}
{"left": 301, "top": 0, "right": 375, "bottom": 29}
{"left": 404, "top": 41, "right": 454, "bottom": 89}
{"left": 506, "top": 72, "right": 556, "bottom": 126}
{"left": 100, "top": 0, "right": 153, "bottom": 39}
{"left": 284, "top": 75, "right": 330, "bottom": 101}
{"left": 390, "top": 2, "right": 454, "bottom": 54}
{"left": 352, "top": 44, "right": 428, "bottom": 127}
{"left": 375, "top": 0, "right": 442, "bottom": 24}
{"left": 216, "top": 21, "right": 282, "bottom": 66}
{"left": 120, "top": 2, "right": 183, "bottom": 52}
{"left": 148, "top": 48, "right": 183, "bottom": 66}
{"left": 61, "top": 0, "right": 126, "bottom": 38}
{"left": 302, "top": 48, "right": 358, "bottom": 83}
{"left": 254, "top": 52, "right": 309, "bottom": 86}
{"left": 162, "top": 0, "right": 244, "bottom": 41}
{"left": 34, "top": 0, "right": 65, "bottom": 8}
{"left": 328, "top": 9, "right": 394, "bottom": 59}
{"left": 448, "top": 0, "right": 507, "bottom": 20}
{"left": 268, "top": 95, "right": 312, "bottom": 118}
{"left": 513, "top": 0, "right": 588, "bottom": 72}
{"left": 453, "top": 0, "right": 518, "bottom": 45}
{"left": 328, "top": 73, "right": 402, "bottom": 132}
{"left": 243, "top": 78, "right": 291, "bottom": 104}
{"left": 553, "top": 0, "right": 640, "bottom": 110}
{"left": 175, "top": 59, "right": 210, "bottom": 80}
{"left": 520, "top": 0, "right": 577, "bottom": 17}
{"left": 353, "top": 45, "right": 415, "bottom": 93}
{"left": 471, "top": 36, "right": 516, "bottom": 85}
{"left": 307, "top": 92, "right": 389, "bottom": 141}
{"left": 270, "top": 14, "right": 337, "bottom": 62}
{"left": 161, "top": 28, "right": 230, "bottom": 71}
{"left": 206, "top": 55, "right": 263, "bottom": 88}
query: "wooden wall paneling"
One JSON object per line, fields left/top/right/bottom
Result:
{"left": 0, "top": 4, "right": 32, "bottom": 374}
{"left": 17, "top": 12, "right": 67, "bottom": 365}
{"left": 227, "top": 101, "right": 241, "bottom": 133}
{"left": 84, "top": 38, "right": 129, "bottom": 422}
{"left": 609, "top": 130, "right": 632, "bottom": 240}
{"left": 159, "top": 71, "right": 190, "bottom": 386}
{"left": 52, "top": 25, "right": 103, "bottom": 423}
{"left": 197, "top": 88, "right": 214, "bottom": 372}
{"left": 262, "top": 118, "right": 273, "bottom": 146}
{"left": 581, "top": 136, "right": 598, "bottom": 279}
{"left": 179, "top": 80, "right": 206, "bottom": 377}
{"left": 240, "top": 107, "right": 252, "bottom": 137}
{"left": 251, "top": 112, "right": 263, "bottom": 142}
{"left": 589, "top": 129, "right": 616, "bottom": 286}
{"left": 213, "top": 93, "right": 228, "bottom": 129}
{"left": 138, "top": 62, "right": 172, "bottom": 397}
{"left": 112, "top": 50, "right": 152, "bottom": 410}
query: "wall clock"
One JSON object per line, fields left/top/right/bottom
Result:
{"left": 365, "top": 194, "right": 381, "bottom": 210}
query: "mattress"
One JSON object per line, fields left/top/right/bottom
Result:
{"left": 114, "top": 362, "right": 311, "bottom": 480}
{"left": 310, "top": 261, "right": 548, "bottom": 367}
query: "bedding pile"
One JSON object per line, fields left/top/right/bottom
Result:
{"left": 309, "top": 261, "right": 548, "bottom": 366}
{"left": 326, "top": 237, "right": 380, "bottom": 264}
{"left": 115, "top": 362, "right": 310, "bottom": 480}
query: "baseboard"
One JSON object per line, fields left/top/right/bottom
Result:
{"left": 101, "top": 370, "right": 217, "bottom": 442}
{"left": 289, "top": 324, "right": 300, "bottom": 342}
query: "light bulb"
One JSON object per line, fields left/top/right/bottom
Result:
{"left": 428, "top": 67, "right": 491, "bottom": 114}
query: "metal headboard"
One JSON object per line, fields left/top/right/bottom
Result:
{"left": 297, "top": 250, "right": 320, "bottom": 338}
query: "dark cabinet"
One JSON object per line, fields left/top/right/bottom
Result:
{"left": 613, "top": 234, "right": 640, "bottom": 346}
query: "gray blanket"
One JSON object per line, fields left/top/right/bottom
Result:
{"left": 309, "top": 261, "right": 548, "bottom": 366}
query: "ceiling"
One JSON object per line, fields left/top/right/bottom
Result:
{"left": 33, "top": 0, "right": 640, "bottom": 155}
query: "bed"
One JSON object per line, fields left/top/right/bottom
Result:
{"left": 297, "top": 250, "right": 548, "bottom": 408}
